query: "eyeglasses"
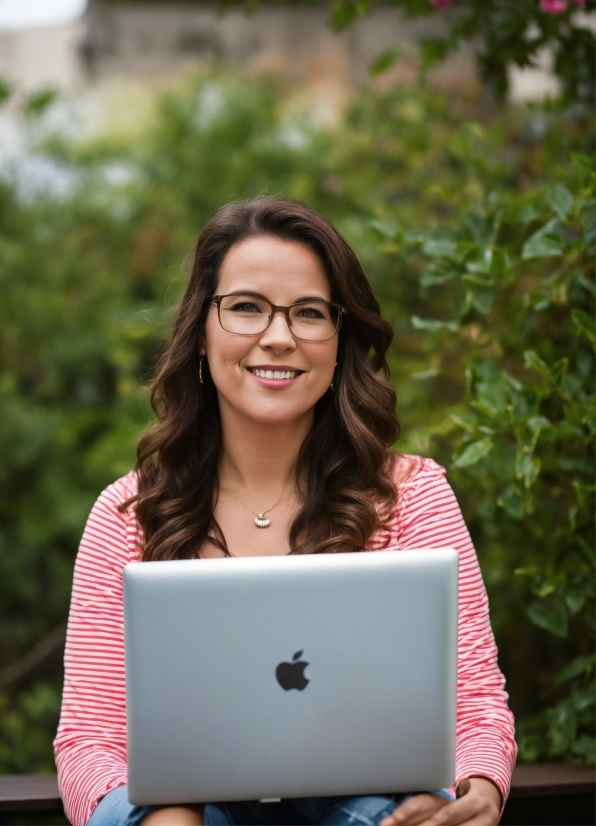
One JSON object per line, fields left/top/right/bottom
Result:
{"left": 212, "top": 294, "right": 347, "bottom": 342}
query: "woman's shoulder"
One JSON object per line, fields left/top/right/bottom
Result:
{"left": 100, "top": 469, "right": 139, "bottom": 506}
{"left": 78, "top": 470, "right": 141, "bottom": 562}
{"left": 390, "top": 453, "right": 448, "bottom": 491}
{"left": 369, "top": 454, "right": 450, "bottom": 549}
{"left": 390, "top": 453, "right": 452, "bottom": 516}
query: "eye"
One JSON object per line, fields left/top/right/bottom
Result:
{"left": 294, "top": 304, "right": 327, "bottom": 320}
{"left": 229, "top": 301, "right": 263, "bottom": 313}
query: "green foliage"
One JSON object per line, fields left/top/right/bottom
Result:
{"left": 0, "top": 77, "right": 12, "bottom": 106}
{"left": 0, "top": 74, "right": 593, "bottom": 770}
{"left": 370, "top": 46, "right": 404, "bottom": 76}
{"left": 0, "top": 685, "right": 61, "bottom": 772}
{"left": 370, "top": 141, "right": 594, "bottom": 762}
{"left": 24, "top": 89, "right": 60, "bottom": 119}
{"left": 225, "top": 0, "right": 596, "bottom": 106}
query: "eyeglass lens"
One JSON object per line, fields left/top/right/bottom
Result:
{"left": 218, "top": 295, "right": 339, "bottom": 341}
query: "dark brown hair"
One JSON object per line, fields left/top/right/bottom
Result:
{"left": 126, "top": 196, "right": 399, "bottom": 559}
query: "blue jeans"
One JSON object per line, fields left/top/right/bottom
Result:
{"left": 87, "top": 784, "right": 454, "bottom": 826}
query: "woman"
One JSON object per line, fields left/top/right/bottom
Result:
{"left": 55, "top": 197, "right": 516, "bottom": 826}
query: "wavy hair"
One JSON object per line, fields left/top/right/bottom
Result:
{"left": 125, "top": 197, "right": 399, "bottom": 559}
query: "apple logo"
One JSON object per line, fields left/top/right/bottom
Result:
{"left": 275, "top": 650, "right": 310, "bottom": 691}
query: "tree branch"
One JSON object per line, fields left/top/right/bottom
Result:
{"left": 0, "top": 624, "right": 67, "bottom": 689}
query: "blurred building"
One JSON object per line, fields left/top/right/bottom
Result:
{"left": 0, "top": 0, "right": 479, "bottom": 102}
{"left": 0, "top": 0, "right": 584, "bottom": 115}
{"left": 0, "top": 19, "right": 84, "bottom": 91}
{"left": 80, "top": 1, "right": 479, "bottom": 96}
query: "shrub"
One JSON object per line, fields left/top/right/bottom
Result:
{"left": 370, "top": 155, "right": 594, "bottom": 762}
{"left": 0, "top": 75, "right": 593, "bottom": 769}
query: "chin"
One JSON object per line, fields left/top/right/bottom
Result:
{"left": 247, "top": 406, "right": 313, "bottom": 426}
{"left": 238, "top": 396, "right": 320, "bottom": 426}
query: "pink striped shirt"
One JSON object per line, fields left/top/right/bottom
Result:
{"left": 54, "top": 456, "right": 517, "bottom": 826}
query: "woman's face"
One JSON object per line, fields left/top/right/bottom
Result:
{"left": 202, "top": 236, "right": 339, "bottom": 429}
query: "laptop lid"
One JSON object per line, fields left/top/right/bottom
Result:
{"left": 124, "top": 549, "right": 458, "bottom": 805}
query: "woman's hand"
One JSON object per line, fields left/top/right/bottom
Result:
{"left": 380, "top": 777, "right": 502, "bottom": 826}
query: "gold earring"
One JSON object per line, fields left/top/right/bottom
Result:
{"left": 330, "top": 361, "right": 337, "bottom": 392}
{"left": 199, "top": 357, "right": 204, "bottom": 384}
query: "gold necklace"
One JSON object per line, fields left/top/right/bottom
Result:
{"left": 223, "top": 483, "right": 291, "bottom": 529}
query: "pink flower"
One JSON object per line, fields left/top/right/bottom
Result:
{"left": 430, "top": 0, "right": 452, "bottom": 8}
{"left": 539, "top": 0, "right": 567, "bottom": 12}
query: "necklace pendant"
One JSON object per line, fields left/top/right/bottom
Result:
{"left": 254, "top": 514, "right": 271, "bottom": 528}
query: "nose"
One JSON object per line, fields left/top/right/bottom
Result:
{"left": 258, "top": 308, "right": 296, "bottom": 352}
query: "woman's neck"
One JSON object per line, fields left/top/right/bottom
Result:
{"left": 218, "top": 408, "right": 313, "bottom": 496}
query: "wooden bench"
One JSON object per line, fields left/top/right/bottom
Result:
{"left": 500, "top": 764, "right": 595, "bottom": 825}
{"left": 0, "top": 765, "right": 594, "bottom": 825}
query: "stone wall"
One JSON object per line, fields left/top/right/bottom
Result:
{"left": 0, "top": 22, "right": 83, "bottom": 91}
{"left": 82, "top": 0, "right": 480, "bottom": 99}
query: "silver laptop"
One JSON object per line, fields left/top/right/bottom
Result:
{"left": 124, "top": 549, "right": 458, "bottom": 806}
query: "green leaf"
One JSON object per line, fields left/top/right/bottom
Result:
{"left": 571, "top": 685, "right": 596, "bottom": 711}
{"left": 517, "top": 735, "right": 540, "bottom": 763}
{"left": 528, "top": 601, "right": 569, "bottom": 638}
{"left": 580, "top": 199, "right": 596, "bottom": 244}
{"left": 555, "top": 654, "right": 595, "bottom": 686}
{"left": 497, "top": 486, "right": 536, "bottom": 520}
{"left": 533, "top": 581, "right": 555, "bottom": 598}
{"left": 369, "top": 219, "right": 399, "bottom": 240}
{"left": 410, "top": 316, "right": 459, "bottom": 333}
{"left": 412, "top": 367, "right": 439, "bottom": 380}
{"left": 489, "top": 248, "right": 509, "bottom": 279}
{"left": 564, "top": 579, "right": 593, "bottom": 614}
{"left": 527, "top": 415, "right": 551, "bottom": 435}
{"left": 514, "top": 566, "right": 540, "bottom": 578}
{"left": 523, "top": 233, "right": 563, "bottom": 260}
{"left": 419, "top": 271, "right": 456, "bottom": 287}
{"left": 518, "top": 203, "right": 542, "bottom": 225}
{"left": 453, "top": 438, "right": 494, "bottom": 468}
{"left": 522, "top": 219, "right": 563, "bottom": 259}
{"left": 572, "top": 735, "right": 596, "bottom": 761}
{"left": 515, "top": 451, "right": 541, "bottom": 488}
{"left": 330, "top": 1, "right": 360, "bottom": 30}
{"left": 370, "top": 47, "right": 402, "bottom": 76}
{"left": 571, "top": 152, "right": 593, "bottom": 175}
{"left": 550, "top": 357, "right": 569, "bottom": 385}
{"left": 470, "top": 286, "right": 494, "bottom": 314}
{"left": 24, "top": 88, "right": 59, "bottom": 118}
{"left": 548, "top": 706, "right": 576, "bottom": 755}
{"left": 0, "top": 76, "right": 12, "bottom": 106}
{"left": 504, "top": 372, "right": 522, "bottom": 391}
{"left": 329, "top": 0, "right": 371, "bottom": 29}
{"left": 577, "top": 272, "right": 596, "bottom": 298}
{"left": 422, "top": 238, "right": 457, "bottom": 258}
{"left": 571, "top": 309, "right": 596, "bottom": 348}
{"left": 524, "top": 350, "right": 553, "bottom": 380}
{"left": 451, "top": 414, "right": 475, "bottom": 433}
{"left": 547, "top": 184, "right": 574, "bottom": 220}
{"left": 419, "top": 38, "right": 451, "bottom": 71}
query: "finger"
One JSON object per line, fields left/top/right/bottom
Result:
{"left": 456, "top": 779, "right": 471, "bottom": 799}
{"left": 421, "top": 791, "right": 498, "bottom": 826}
{"left": 380, "top": 794, "right": 449, "bottom": 826}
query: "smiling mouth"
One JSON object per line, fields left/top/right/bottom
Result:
{"left": 247, "top": 368, "right": 303, "bottom": 380}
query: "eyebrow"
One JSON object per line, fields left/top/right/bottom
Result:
{"left": 225, "top": 290, "right": 330, "bottom": 303}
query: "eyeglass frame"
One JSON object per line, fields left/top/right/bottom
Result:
{"left": 211, "top": 294, "right": 348, "bottom": 342}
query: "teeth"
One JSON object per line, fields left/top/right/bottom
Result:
{"left": 250, "top": 368, "right": 298, "bottom": 380}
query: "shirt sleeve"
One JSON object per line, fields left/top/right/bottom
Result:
{"left": 395, "top": 458, "right": 517, "bottom": 806}
{"left": 54, "top": 474, "right": 138, "bottom": 826}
